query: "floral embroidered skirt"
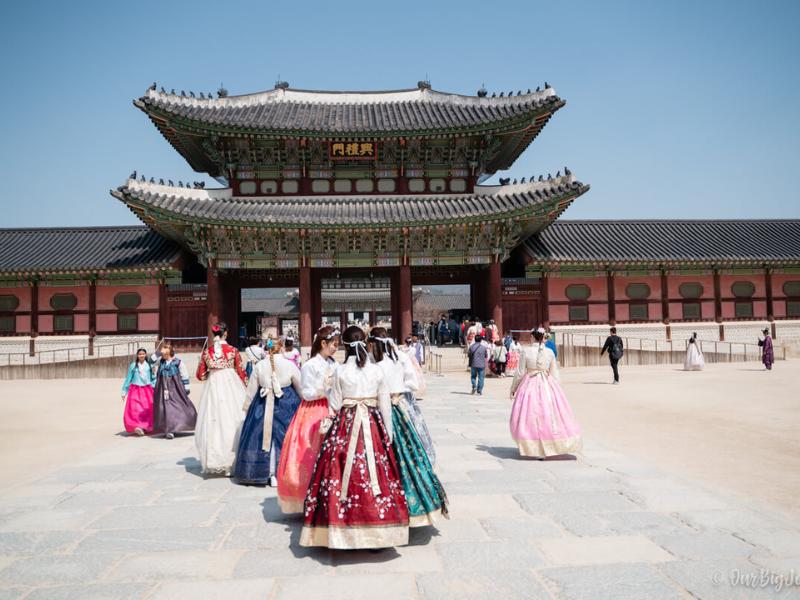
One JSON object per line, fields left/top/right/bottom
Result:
{"left": 276, "top": 398, "right": 329, "bottom": 513}
{"left": 392, "top": 400, "right": 449, "bottom": 527}
{"left": 299, "top": 404, "right": 409, "bottom": 549}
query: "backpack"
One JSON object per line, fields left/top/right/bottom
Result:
{"left": 610, "top": 337, "right": 624, "bottom": 360}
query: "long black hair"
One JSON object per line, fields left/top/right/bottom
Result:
{"left": 342, "top": 325, "right": 368, "bottom": 368}
{"left": 368, "top": 326, "right": 398, "bottom": 362}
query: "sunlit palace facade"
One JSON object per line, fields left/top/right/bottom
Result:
{"left": 1, "top": 80, "right": 799, "bottom": 349}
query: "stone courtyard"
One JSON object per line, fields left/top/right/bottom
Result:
{"left": 0, "top": 362, "right": 798, "bottom": 599}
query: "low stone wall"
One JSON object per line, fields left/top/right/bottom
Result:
{"left": 557, "top": 344, "right": 771, "bottom": 368}
{"left": 0, "top": 356, "right": 133, "bottom": 380}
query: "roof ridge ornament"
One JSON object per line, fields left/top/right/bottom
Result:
{"left": 217, "top": 83, "right": 228, "bottom": 98}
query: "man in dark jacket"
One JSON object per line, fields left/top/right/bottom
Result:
{"left": 600, "top": 327, "right": 624, "bottom": 384}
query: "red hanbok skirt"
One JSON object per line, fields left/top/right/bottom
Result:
{"left": 299, "top": 400, "right": 409, "bottom": 549}
{"left": 276, "top": 398, "right": 329, "bottom": 513}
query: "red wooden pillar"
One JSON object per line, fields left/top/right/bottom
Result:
{"left": 158, "top": 279, "right": 169, "bottom": 340}
{"left": 606, "top": 269, "right": 616, "bottom": 324}
{"left": 765, "top": 267, "right": 774, "bottom": 320}
{"left": 660, "top": 268, "right": 669, "bottom": 323}
{"left": 398, "top": 264, "right": 413, "bottom": 339}
{"left": 88, "top": 278, "right": 96, "bottom": 356}
{"left": 713, "top": 267, "right": 724, "bottom": 341}
{"left": 299, "top": 266, "right": 313, "bottom": 347}
{"left": 540, "top": 271, "right": 550, "bottom": 327}
{"left": 207, "top": 265, "right": 222, "bottom": 345}
{"left": 311, "top": 269, "right": 323, "bottom": 333}
{"left": 223, "top": 272, "right": 240, "bottom": 346}
{"left": 370, "top": 307, "right": 377, "bottom": 328}
{"left": 29, "top": 279, "right": 39, "bottom": 357}
{"left": 488, "top": 260, "right": 503, "bottom": 333}
{"left": 765, "top": 267, "right": 777, "bottom": 338}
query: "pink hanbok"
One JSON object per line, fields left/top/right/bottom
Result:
{"left": 509, "top": 343, "right": 582, "bottom": 457}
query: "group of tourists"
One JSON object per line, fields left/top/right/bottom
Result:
{"left": 119, "top": 317, "right": 776, "bottom": 551}
{"left": 119, "top": 322, "right": 448, "bottom": 549}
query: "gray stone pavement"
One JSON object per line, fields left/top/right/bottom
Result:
{"left": 0, "top": 371, "right": 799, "bottom": 599}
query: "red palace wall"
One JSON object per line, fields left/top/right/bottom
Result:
{"left": 0, "top": 283, "right": 162, "bottom": 336}
{"left": 543, "top": 271, "right": 800, "bottom": 326}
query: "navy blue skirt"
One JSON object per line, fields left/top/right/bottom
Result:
{"left": 233, "top": 385, "right": 301, "bottom": 485}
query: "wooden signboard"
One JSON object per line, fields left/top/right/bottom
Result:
{"left": 329, "top": 141, "right": 377, "bottom": 160}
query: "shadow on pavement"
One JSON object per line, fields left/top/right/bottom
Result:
{"left": 177, "top": 456, "right": 205, "bottom": 478}
{"left": 475, "top": 444, "right": 577, "bottom": 462}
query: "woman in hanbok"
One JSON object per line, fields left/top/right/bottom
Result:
{"left": 120, "top": 348, "right": 156, "bottom": 436}
{"left": 684, "top": 332, "right": 705, "bottom": 371}
{"left": 281, "top": 337, "right": 302, "bottom": 369}
{"left": 401, "top": 337, "right": 427, "bottom": 399}
{"left": 152, "top": 342, "right": 196, "bottom": 439}
{"left": 277, "top": 325, "right": 340, "bottom": 513}
{"left": 300, "top": 325, "right": 409, "bottom": 549}
{"left": 243, "top": 337, "right": 266, "bottom": 380}
{"left": 758, "top": 328, "right": 775, "bottom": 370}
{"left": 234, "top": 337, "right": 302, "bottom": 486}
{"left": 195, "top": 323, "right": 248, "bottom": 476}
{"left": 509, "top": 328, "right": 582, "bottom": 458}
{"left": 369, "top": 329, "right": 448, "bottom": 527}
{"left": 370, "top": 328, "right": 436, "bottom": 465}
{"left": 506, "top": 335, "right": 521, "bottom": 372}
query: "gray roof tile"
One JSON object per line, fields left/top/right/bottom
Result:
{"left": 524, "top": 220, "right": 800, "bottom": 265}
{"left": 113, "top": 177, "right": 588, "bottom": 228}
{"left": 0, "top": 226, "right": 183, "bottom": 274}
{"left": 137, "top": 86, "right": 564, "bottom": 134}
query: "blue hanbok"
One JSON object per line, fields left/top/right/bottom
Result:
{"left": 233, "top": 354, "right": 302, "bottom": 485}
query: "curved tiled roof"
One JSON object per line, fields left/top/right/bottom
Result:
{"left": 524, "top": 220, "right": 800, "bottom": 265}
{"left": 0, "top": 226, "right": 182, "bottom": 275}
{"left": 136, "top": 85, "right": 564, "bottom": 134}
{"left": 112, "top": 176, "right": 589, "bottom": 228}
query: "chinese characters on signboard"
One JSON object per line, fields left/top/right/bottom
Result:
{"left": 329, "top": 141, "right": 377, "bottom": 160}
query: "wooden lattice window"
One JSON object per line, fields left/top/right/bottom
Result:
{"left": 53, "top": 314, "right": 74, "bottom": 332}
{"left": 787, "top": 301, "right": 800, "bottom": 317}
{"left": 50, "top": 293, "right": 77, "bottom": 310}
{"left": 565, "top": 284, "right": 591, "bottom": 301}
{"left": 734, "top": 302, "right": 754, "bottom": 318}
{"left": 682, "top": 303, "right": 701, "bottom": 320}
{"left": 114, "top": 292, "right": 141, "bottom": 310}
{"left": 568, "top": 305, "right": 589, "bottom": 322}
{"left": 679, "top": 283, "right": 703, "bottom": 299}
{"left": 117, "top": 314, "right": 138, "bottom": 332}
{"left": 783, "top": 281, "right": 800, "bottom": 297}
{"left": 0, "top": 316, "right": 15, "bottom": 332}
{"left": 731, "top": 281, "right": 755, "bottom": 298}
{"left": 731, "top": 281, "right": 754, "bottom": 318}
{"left": 629, "top": 303, "right": 649, "bottom": 320}
{"left": 625, "top": 283, "right": 651, "bottom": 299}
{"left": 0, "top": 295, "right": 19, "bottom": 311}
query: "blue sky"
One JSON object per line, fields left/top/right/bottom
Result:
{"left": 1, "top": 0, "right": 798, "bottom": 227}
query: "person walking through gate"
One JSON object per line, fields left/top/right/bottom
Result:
{"left": 468, "top": 334, "right": 491, "bottom": 395}
{"left": 600, "top": 327, "right": 624, "bottom": 384}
